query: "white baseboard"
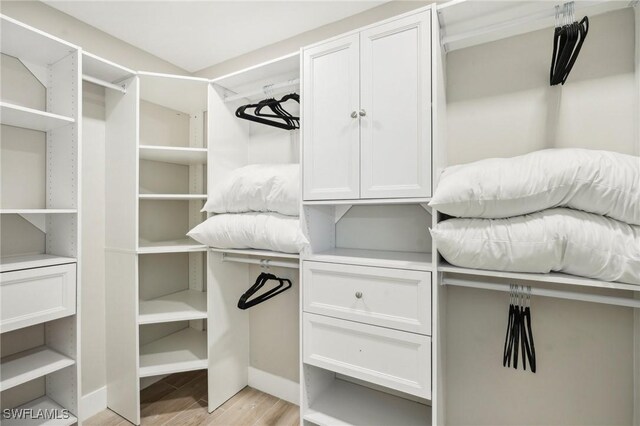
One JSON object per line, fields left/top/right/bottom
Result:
{"left": 80, "top": 386, "right": 107, "bottom": 421}
{"left": 248, "top": 367, "right": 300, "bottom": 405}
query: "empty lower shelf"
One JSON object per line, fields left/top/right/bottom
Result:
{"left": 139, "top": 289, "right": 207, "bottom": 324}
{"left": 139, "top": 194, "right": 207, "bottom": 201}
{"left": 139, "top": 327, "right": 207, "bottom": 377}
{"left": 0, "top": 209, "right": 77, "bottom": 214}
{"left": 139, "top": 145, "right": 207, "bottom": 165}
{"left": 304, "top": 379, "right": 430, "bottom": 426}
{"left": 0, "top": 254, "right": 76, "bottom": 273}
{"left": 0, "top": 346, "right": 75, "bottom": 392}
{"left": 138, "top": 238, "right": 207, "bottom": 254}
{"left": 1, "top": 396, "right": 77, "bottom": 426}
{"left": 0, "top": 101, "right": 75, "bottom": 132}
{"left": 306, "top": 248, "right": 433, "bottom": 272}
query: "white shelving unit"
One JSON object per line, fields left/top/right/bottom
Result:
{"left": 0, "top": 13, "right": 81, "bottom": 425}
{"left": 2, "top": 396, "right": 78, "bottom": 426}
{"left": 104, "top": 70, "right": 209, "bottom": 425}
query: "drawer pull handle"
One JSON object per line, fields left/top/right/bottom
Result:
{"left": 355, "top": 291, "right": 363, "bottom": 299}
{"left": 350, "top": 111, "right": 358, "bottom": 118}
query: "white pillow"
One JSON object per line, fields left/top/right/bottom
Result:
{"left": 187, "top": 213, "right": 308, "bottom": 254}
{"left": 429, "top": 149, "right": 640, "bottom": 225}
{"left": 203, "top": 164, "right": 299, "bottom": 216}
{"left": 431, "top": 208, "right": 640, "bottom": 285}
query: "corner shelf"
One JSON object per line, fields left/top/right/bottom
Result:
{"left": 0, "top": 346, "right": 75, "bottom": 392}
{"left": 138, "top": 289, "right": 207, "bottom": 325}
{"left": 303, "top": 378, "right": 431, "bottom": 426}
{"left": 1, "top": 396, "right": 78, "bottom": 426}
{"left": 0, "top": 102, "right": 75, "bottom": 132}
{"left": 306, "top": 248, "right": 433, "bottom": 272}
{"left": 139, "top": 145, "right": 208, "bottom": 165}
{"left": 0, "top": 209, "right": 77, "bottom": 214}
{"left": 138, "top": 194, "right": 207, "bottom": 201}
{"left": 0, "top": 254, "right": 76, "bottom": 273}
{"left": 139, "top": 327, "right": 207, "bottom": 377}
{"left": 138, "top": 238, "right": 207, "bottom": 254}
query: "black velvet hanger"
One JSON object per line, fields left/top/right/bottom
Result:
{"left": 237, "top": 272, "right": 292, "bottom": 310}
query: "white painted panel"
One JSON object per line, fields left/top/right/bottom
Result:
{"left": 303, "top": 313, "right": 431, "bottom": 398}
{"left": 0, "top": 263, "right": 76, "bottom": 333}
{"left": 360, "top": 11, "right": 432, "bottom": 199}
{"left": 303, "top": 261, "right": 431, "bottom": 334}
{"left": 303, "top": 34, "right": 360, "bottom": 200}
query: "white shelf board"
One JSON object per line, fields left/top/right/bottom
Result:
{"left": 0, "top": 209, "right": 76, "bottom": 214}
{"left": 0, "top": 102, "right": 75, "bottom": 132}
{"left": 139, "top": 145, "right": 208, "bottom": 165}
{"left": 208, "top": 247, "right": 300, "bottom": 260}
{"left": 306, "top": 248, "right": 433, "bottom": 272}
{"left": 139, "top": 289, "right": 207, "bottom": 325}
{"left": 0, "top": 346, "right": 75, "bottom": 392}
{"left": 1, "top": 14, "right": 78, "bottom": 66}
{"left": 139, "top": 327, "right": 207, "bottom": 377}
{"left": 303, "top": 197, "right": 431, "bottom": 206}
{"left": 0, "top": 254, "right": 76, "bottom": 273}
{"left": 82, "top": 51, "right": 135, "bottom": 84}
{"left": 438, "top": 262, "right": 640, "bottom": 293}
{"left": 303, "top": 379, "right": 430, "bottom": 426}
{"left": 138, "top": 238, "right": 207, "bottom": 254}
{"left": 1, "top": 396, "right": 77, "bottom": 426}
{"left": 139, "top": 194, "right": 207, "bottom": 201}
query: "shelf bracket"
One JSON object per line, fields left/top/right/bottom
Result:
{"left": 334, "top": 205, "right": 352, "bottom": 223}
{"left": 19, "top": 214, "right": 47, "bottom": 233}
{"left": 20, "top": 59, "right": 49, "bottom": 88}
{"left": 419, "top": 203, "right": 431, "bottom": 213}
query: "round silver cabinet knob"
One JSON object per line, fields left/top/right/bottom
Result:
{"left": 351, "top": 111, "right": 358, "bottom": 118}
{"left": 359, "top": 109, "right": 366, "bottom": 117}
{"left": 355, "top": 291, "right": 363, "bottom": 299}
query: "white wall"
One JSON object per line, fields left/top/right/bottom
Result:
{"left": 444, "top": 8, "right": 637, "bottom": 425}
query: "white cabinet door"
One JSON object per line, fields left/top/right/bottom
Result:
{"left": 303, "top": 34, "right": 360, "bottom": 200}
{"left": 360, "top": 11, "right": 432, "bottom": 199}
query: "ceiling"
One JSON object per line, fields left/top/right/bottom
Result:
{"left": 43, "top": 1, "right": 386, "bottom": 72}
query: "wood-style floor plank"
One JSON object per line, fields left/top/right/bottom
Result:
{"left": 85, "top": 371, "right": 299, "bottom": 426}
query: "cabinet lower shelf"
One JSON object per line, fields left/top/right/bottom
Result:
{"left": 138, "top": 290, "right": 207, "bottom": 324}
{"left": 303, "top": 378, "right": 430, "bottom": 426}
{"left": 1, "top": 396, "right": 77, "bottom": 426}
{"left": 139, "top": 327, "right": 207, "bottom": 377}
{"left": 0, "top": 346, "right": 75, "bottom": 392}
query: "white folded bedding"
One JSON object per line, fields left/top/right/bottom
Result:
{"left": 431, "top": 208, "right": 640, "bottom": 285}
{"left": 187, "top": 213, "right": 308, "bottom": 254}
{"left": 202, "top": 164, "right": 299, "bottom": 216}
{"left": 429, "top": 149, "right": 640, "bottom": 225}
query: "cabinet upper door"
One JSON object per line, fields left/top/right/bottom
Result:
{"left": 360, "top": 11, "right": 432, "bottom": 199}
{"left": 303, "top": 34, "right": 360, "bottom": 201}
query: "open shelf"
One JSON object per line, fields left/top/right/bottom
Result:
{"left": 138, "top": 238, "right": 207, "bottom": 254}
{"left": 0, "top": 209, "right": 77, "bottom": 214}
{"left": 82, "top": 51, "right": 135, "bottom": 85}
{"left": 139, "top": 290, "right": 207, "bottom": 325}
{"left": 1, "top": 396, "right": 78, "bottom": 426}
{"left": 139, "top": 327, "right": 207, "bottom": 377}
{"left": 139, "top": 145, "right": 208, "bottom": 165}
{"left": 304, "top": 379, "right": 430, "bottom": 426}
{"left": 0, "top": 254, "right": 76, "bottom": 273}
{"left": 209, "top": 247, "right": 300, "bottom": 260}
{"left": 0, "top": 102, "right": 75, "bottom": 132}
{"left": 306, "top": 248, "right": 432, "bottom": 272}
{"left": 1, "top": 14, "right": 78, "bottom": 67}
{"left": 438, "top": 262, "right": 640, "bottom": 293}
{"left": 139, "top": 194, "right": 207, "bottom": 201}
{"left": 0, "top": 346, "right": 75, "bottom": 392}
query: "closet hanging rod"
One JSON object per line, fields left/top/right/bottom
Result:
{"left": 82, "top": 74, "right": 127, "bottom": 94}
{"left": 442, "top": 277, "right": 640, "bottom": 309}
{"left": 440, "top": 0, "right": 630, "bottom": 50}
{"left": 224, "top": 78, "right": 300, "bottom": 103}
{"left": 222, "top": 253, "right": 299, "bottom": 269}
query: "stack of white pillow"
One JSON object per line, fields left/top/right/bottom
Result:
{"left": 429, "top": 149, "right": 640, "bottom": 285}
{"left": 188, "top": 164, "right": 308, "bottom": 254}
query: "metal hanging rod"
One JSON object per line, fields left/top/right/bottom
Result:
{"left": 222, "top": 253, "right": 299, "bottom": 269}
{"left": 224, "top": 78, "right": 300, "bottom": 103}
{"left": 82, "top": 74, "right": 127, "bottom": 94}
{"left": 442, "top": 277, "right": 640, "bottom": 309}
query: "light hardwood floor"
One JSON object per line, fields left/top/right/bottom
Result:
{"left": 85, "top": 370, "right": 299, "bottom": 425}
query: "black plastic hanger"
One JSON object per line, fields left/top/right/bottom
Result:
{"left": 236, "top": 94, "right": 299, "bottom": 130}
{"left": 237, "top": 272, "right": 292, "bottom": 310}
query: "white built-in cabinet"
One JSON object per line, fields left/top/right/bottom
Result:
{"left": 303, "top": 10, "right": 432, "bottom": 202}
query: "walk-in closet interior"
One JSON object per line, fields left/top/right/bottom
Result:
{"left": 0, "top": 1, "right": 639, "bottom": 425}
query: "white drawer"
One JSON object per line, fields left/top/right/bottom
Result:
{"left": 303, "top": 313, "right": 431, "bottom": 399}
{"left": 303, "top": 261, "right": 431, "bottom": 334}
{"left": 1, "top": 263, "right": 76, "bottom": 332}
